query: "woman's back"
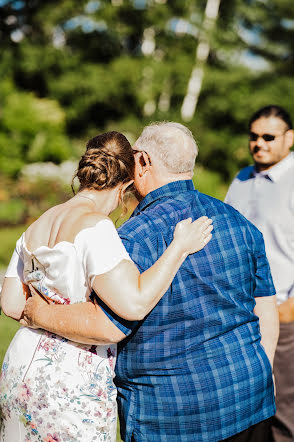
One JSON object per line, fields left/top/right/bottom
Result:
{"left": 25, "top": 198, "right": 105, "bottom": 251}
{"left": 17, "top": 197, "right": 107, "bottom": 306}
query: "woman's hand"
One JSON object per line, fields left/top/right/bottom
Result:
{"left": 20, "top": 285, "right": 49, "bottom": 329}
{"left": 173, "top": 216, "right": 213, "bottom": 256}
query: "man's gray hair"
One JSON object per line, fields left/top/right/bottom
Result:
{"left": 135, "top": 122, "right": 198, "bottom": 174}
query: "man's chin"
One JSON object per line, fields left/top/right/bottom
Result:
{"left": 253, "top": 152, "right": 271, "bottom": 164}
{"left": 254, "top": 158, "right": 274, "bottom": 171}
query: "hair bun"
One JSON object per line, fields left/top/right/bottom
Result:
{"left": 72, "top": 131, "right": 134, "bottom": 192}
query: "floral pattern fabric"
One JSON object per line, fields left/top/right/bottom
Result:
{"left": 0, "top": 223, "right": 128, "bottom": 442}
{"left": 0, "top": 327, "right": 117, "bottom": 442}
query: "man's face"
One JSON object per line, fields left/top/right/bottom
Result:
{"left": 249, "top": 116, "right": 291, "bottom": 171}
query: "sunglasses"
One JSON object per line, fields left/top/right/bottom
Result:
{"left": 249, "top": 131, "right": 286, "bottom": 142}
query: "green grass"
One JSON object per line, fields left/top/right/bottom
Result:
{"left": 0, "top": 314, "right": 19, "bottom": 367}
{"left": 117, "top": 421, "right": 122, "bottom": 441}
{"left": 0, "top": 225, "right": 25, "bottom": 365}
{"left": 0, "top": 224, "right": 28, "bottom": 268}
{"left": 0, "top": 225, "right": 26, "bottom": 365}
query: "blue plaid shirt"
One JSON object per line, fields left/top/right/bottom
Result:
{"left": 102, "top": 180, "right": 276, "bottom": 442}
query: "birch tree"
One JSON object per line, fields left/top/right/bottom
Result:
{"left": 181, "top": 0, "right": 221, "bottom": 121}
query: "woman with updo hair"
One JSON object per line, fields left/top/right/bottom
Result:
{"left": 0, "top": 131, "right": 212, "bottom": 441}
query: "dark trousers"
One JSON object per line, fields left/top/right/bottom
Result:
{"left": 223, "top": 418, "right": 272, "bottom": 442}
{"left": 271, "top": 322, "right": 294, "bottom": 442}
{"left": 129, "top": 418, "right": 273, "bottom": 442}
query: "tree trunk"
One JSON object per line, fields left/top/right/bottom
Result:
{"left": 181, "top": 0, "right": 221, "bottom": 121}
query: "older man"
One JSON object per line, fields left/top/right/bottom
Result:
{"left": 225, "top": 105, "right": 294, "bottom": 442}
{"left": 23, "top": 122, "right": 278, "bottom": 442}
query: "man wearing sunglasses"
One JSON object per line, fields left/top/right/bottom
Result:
{"left": 225, "top": 105, "right": 294, "bottom": 442}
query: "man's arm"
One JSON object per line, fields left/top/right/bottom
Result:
{"left": 251, "top": 228, "right": 279, "bottom": 367}
{"left": 21, "top": 291, "right": 126, "bottom": 345}
{"left": 278, "top": 298, "right": 294, "bottom": 323}
{"left": 254, "top": 295, "right": 279, "bottom": 368}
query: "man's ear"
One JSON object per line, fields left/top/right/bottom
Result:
{"left": 136, "top": 151, "right": 151, "bottom": 177}
{"left": 285, "top": 129, "right": 294, "bottom": 149}
{"left": 142, "top": 151, "right": 151, "bottom": 167}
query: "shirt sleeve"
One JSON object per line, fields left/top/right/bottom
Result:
{"left": 5, "top": 235, "right": 24, "bottom": 280}
{"left": 224, "top": 179, "right": 237, "bottom": 206}
{"left": 252, "top": 230, "right": 276, "bottom": 298}
{"left": 76, "top": 219, "right": 131, "bottom": 289}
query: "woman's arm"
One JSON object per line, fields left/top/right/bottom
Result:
{"left": 21, "top": 291, "right": 126, "bottom": 344}
{"left": 1, "top": 236, "right": 28, "bottom": 320}
{"left": 21, "top": 216, "right": 212, "bottom": 342}
{"left": 92, "top": 216, "right": 212, "bottom": 320}
{"left": 1, "top": 277, "right": 28, "bottom": 320}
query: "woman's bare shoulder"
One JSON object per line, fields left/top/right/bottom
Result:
{"left": 76, "top": 212, "right": 110, "bottom": 233}
{"left": 24, "top": 202, "right": 112, "bottom": 248}
{"left": 25, "top": 204, "right": 63, "bottom": 236}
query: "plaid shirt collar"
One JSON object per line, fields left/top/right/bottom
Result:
{"left": 133, "top": 179, "right": 195, "bottom": 216}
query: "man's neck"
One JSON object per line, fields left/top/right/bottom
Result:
{"left": 144, "top": 174, "right": 193, "bottom": 196}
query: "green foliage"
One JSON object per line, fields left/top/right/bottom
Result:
{"left": 0, "top": 315, "right": 19, "bottom": 367}
{"left": 193, "top": 166, "right": 229, "bottom": 201}
{"left": 0, "top": 199, "right": 26, "bottom": 225}
{"left": 0, "top": 224, "right": 28, "bottom": 268}
{"left": 0, "top": 172, "right": 72, "bottom": 227}
{"left": 0, "top": 82, "right": 72, "bottom": 177}
{"left": 0, "top": 0, "right": 293, "bottom": 209}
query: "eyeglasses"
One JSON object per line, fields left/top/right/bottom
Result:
{"left": 249, "top": 131, "right": 287, "bottom": 142}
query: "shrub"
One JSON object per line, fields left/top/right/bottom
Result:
{"left": 193, "top": 166, "right": 229, "bottom": 201}
{"left": 0, "top": 199, "right": 27, "bottom": 225}
{"left": 0, "top": 86, "right": 72, "bottom": 177}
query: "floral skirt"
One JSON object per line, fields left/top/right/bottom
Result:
{"left": 0, "top": 327, "right": 117, "bottom": 442}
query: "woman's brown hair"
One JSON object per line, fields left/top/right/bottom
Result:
{"left": 72, "top": 131, "right": 135, "bottom": 193}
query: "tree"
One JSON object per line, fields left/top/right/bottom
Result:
{"left": 0, "top": 81, "right": 71, "bottom": 177}
{"left": 1, "top": 0, "right": 294, "bottom": 184}
{"left": 181, "top": 0, "right": 221, "bottom": 121}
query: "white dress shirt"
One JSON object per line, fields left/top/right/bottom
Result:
{"left": 225, "top": 152, "right": 294, "bottom": 304}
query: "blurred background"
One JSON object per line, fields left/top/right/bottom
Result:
{"left": 0, "top": 1, "right": 294, "bottom": 434}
